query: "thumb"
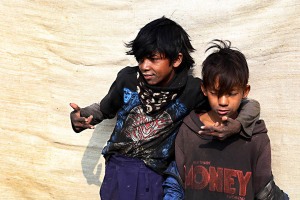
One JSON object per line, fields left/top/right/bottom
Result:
{"left": 70, "top": 103, "right": 81, "bottom": 111}
{"left": 222, "top": 116, "right": 236, "bottom": 123}
{"left": 214, "top": 122, "right": 220, "bottom": 127}
{"left": 221, "top": 116, "right": 228, "bottom": 122}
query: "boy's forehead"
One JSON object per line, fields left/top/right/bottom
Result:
{"left": 210, "top": 85, "right": 240, "bottom": 91}
{"left": 210, "top": 80, "right": 241, "bottom": 91}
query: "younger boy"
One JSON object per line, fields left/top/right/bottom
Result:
{"left": 70, "top": 18, "right": 260, "bottom": 200}
{"left": 163, "top": 40, "right": 288, "bottom": 199}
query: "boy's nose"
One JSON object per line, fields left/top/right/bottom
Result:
{"left": 139, "top": 59, "right": 151, "bottom": 71}
{"left": 218, "top": 95, "right": 229, "bottom": 106}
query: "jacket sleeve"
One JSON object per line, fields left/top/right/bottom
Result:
{"left": 76, "top": 69, "right": 127, "bottom": 127}
{"left": 236, "top": 98, "right": 260, "bottom": 138}
{"left": 163, "top": 161, "right": 184, "bottom": 200}
{"left": 70, "top": 103, "right": 104, "bottom": 133}
{"left": 80, "top": 103, "right": 104, "bottom": 125}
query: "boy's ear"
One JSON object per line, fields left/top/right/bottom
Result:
{"left": 243, "top": 85, "right": 251, "bottom": 98}
{"left": 172, "top": 53, "right": 183, "bottom": 68}
{"left": 201, "top": 84, "right": 208, "bottom": 96}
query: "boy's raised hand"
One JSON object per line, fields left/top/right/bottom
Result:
{"left": 198, "top": 116, "right": 241, "bottom": 140}
{"left": 70, "top": 103, "right": 94, "bottom": 133}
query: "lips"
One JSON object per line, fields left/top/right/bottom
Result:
{"left": 143, "top": 74, "right": 154, "bottom": 80}
{"left": 217, "top": 109, "right": 229, "bottom": 115}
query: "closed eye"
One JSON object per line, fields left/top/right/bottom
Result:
{"left": 209, "top": 90, "right": 217, "bottom": 96}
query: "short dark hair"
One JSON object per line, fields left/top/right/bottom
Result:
{"left": 126, "top": 16, "right": 195, "bottom": 70}
{"left": 202, "top": 39, "right": 249, "bottom": 95}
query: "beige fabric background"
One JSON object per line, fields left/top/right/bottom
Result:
{"left": 1, "top": 0, "right": 299, "bottom": 199}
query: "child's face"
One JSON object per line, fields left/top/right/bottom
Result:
{"left": 201, "top": 82, "right": 250, "bottom": 119}
{"left": 138, "top": 52, "right": 182, "bottom": 87}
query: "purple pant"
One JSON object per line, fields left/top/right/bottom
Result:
{"left": 100, "top": 154, "right": 164, "bottom": 200}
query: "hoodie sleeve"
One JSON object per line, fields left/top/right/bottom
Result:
{"left": 236, "top": 98, "right": 260, "bottom": 138}
{"left": 253, "top": 132, "right": 273, "bottom": 194}
{"left": 252, "top": 122, "right": 289, "bottom": 200}
{"left": 255, "top": 178, "right": 289, "bottom": 200}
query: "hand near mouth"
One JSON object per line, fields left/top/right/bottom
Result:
{"left": 198, "top": 116, "right": 242, "bottom": 140}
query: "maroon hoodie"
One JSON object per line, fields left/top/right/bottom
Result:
{"left": 175, "top": 110, "right": 273, "bottom": 200}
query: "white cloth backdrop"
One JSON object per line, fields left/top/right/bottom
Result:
{"left": 1, "top": 0, "right": 299, "bottom": 199}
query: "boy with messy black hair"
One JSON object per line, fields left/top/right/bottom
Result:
{"left": 70, "top": 18, "right": 260, "bottom": 199}
{"left": 163, "top": 40, "right": 288, "bottom": 200}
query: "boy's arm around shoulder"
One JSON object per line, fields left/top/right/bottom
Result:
{"left": 237, "top": 98, "right": 260, "bottom": 138}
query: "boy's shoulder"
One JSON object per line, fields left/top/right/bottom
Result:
{"left": 118, "top": 66, "right": 139, "bottom": 76}
{"left": 111, "top": 66, "right": 139, "bottom": 90}
{"left": 186, "top": 73, "right": 201, "bottom": 82}
{"left": 115, "top": 66, "right": 139, "bottom": 82}
{"left": 252, "top": 119, "right": 268, "bottom": 136}
{"left": 250, "top": 119, "right": 270, "bottom": 148}
{"left": 184, "top": 75, "right": 202, "bottom": 91}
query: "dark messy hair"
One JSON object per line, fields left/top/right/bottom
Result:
{"left": 126, "top": 16, "right": 195, "bottom": 70}
{"left": 202, "top": 39, "right": 249, "bottom": 95}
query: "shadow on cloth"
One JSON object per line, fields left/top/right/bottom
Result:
{"left": 81, "top": 118, "right": 115, "bottom": 186}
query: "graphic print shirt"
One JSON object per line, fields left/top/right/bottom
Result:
{"left": 175, "top": 110, "right": 272, "bottom": 200}
{"left": 81, "top": 66, "right": 207, "bottom": 174}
